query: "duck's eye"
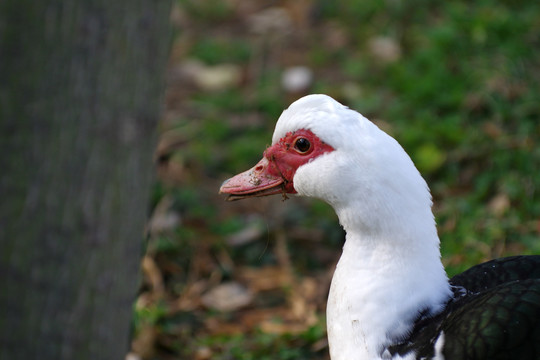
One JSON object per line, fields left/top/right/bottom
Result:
{"left": 294, "top": 137, "right": 311, "bottom": 153}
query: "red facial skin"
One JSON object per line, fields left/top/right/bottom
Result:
{"left": 220, "top": 129, "right": 334, "bottom": 200}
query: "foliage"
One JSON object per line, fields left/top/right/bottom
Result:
{"left": 134, "top": 0, "right": 540, "bottom": 358}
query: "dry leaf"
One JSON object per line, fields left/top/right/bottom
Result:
{"left": 142, "top": 255, "right": 165, "bottom": 295}
{"left": 368, "top": 36, "right": 401, "bottom": 64}
{"left": 488, "top": 193, "right": 510, "bottom": 217}
{"left": 247, "top": 7, "right": 293, "bottom": 35}
{"left": 238, "top": 266, "right": 292, "bottom": 292}
{"left": 131, "top": 325, "right": 158, "bottom": 359}
{"left": 201, "top": 282, "right": 253, "bottom": 311}
{"left": 194, "top": 346, "right": 213, "bottom": 360}
{"left": 281, "top": 66, "right": 313, "bottom": 93}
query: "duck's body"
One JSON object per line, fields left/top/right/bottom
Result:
{"left": 392, "top": 256, "right": 540, "bottom": 359}
{"left": 220, "top": 94, "right": 540, "bottom": 359}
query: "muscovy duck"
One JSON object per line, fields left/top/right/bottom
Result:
{"left": 219, "top": 94, "right": 540, "bottom": 360}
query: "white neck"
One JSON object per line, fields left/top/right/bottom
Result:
{"left": 326, "top": 196, "right": 452, "bottom": 360}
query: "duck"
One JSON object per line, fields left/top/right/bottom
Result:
{"left": 219, "top": 94, "right": 540, "bottom": 360}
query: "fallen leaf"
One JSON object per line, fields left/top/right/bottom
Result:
{"left": 142, "top": 256, "right": 165, "bottom": 295}
{"left": 131, "top": 325, "right": 158, "bottom": 359}
{"left": 488, "top": 193, "right": 510, "bottom": 217}
{"left": 368, "top": 36, "right": 401, "bottom": 64}
{"left": 194, "top": 346, "right": 213, "bottom": 360}
{"left": 281, "top": 66, "right": 313, "bottom": 93}
{"left": 201, "top": 282, "right": 253, "bottom": 311}
{"left": 247, "top": 7, "right": 293, "bottom": 35}
{"left": 238, "top": 266, "right": 292, "bottom": 292}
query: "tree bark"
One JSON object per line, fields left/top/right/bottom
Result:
{"left": 0, "top": 1, "right": 171, "bottom": 359}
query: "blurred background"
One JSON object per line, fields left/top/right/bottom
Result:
{"left": 133, "top": 0, "right": 540, "bottom": 359}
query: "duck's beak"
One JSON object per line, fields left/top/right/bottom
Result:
{"left": 219, "top": 157, "right": 285, "bottom": 201}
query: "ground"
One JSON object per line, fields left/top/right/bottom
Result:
{"left": 130, "top": 1, "right": 540, "bottom": 359}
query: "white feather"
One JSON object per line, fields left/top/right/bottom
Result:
{"left": 272, "top": 95, "right": 452, "bottom": 360}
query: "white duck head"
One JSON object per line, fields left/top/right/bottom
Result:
{"left": 221, "top": 94, "right": 434, "bottom": 239}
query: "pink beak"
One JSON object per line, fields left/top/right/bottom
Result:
{"left": 219, "top": 157, "right": 285, "bottom": 201}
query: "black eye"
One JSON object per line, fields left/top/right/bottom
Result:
{"left": 294, "top": 137, "right": 311, "bottom": 153}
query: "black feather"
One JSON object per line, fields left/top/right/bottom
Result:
{"left": 387, "top": 255, "right": 540, "bottom": 359}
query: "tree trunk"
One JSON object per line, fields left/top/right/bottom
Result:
{"left": 0, "top": 1, "right": 171, "bottom": 359}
